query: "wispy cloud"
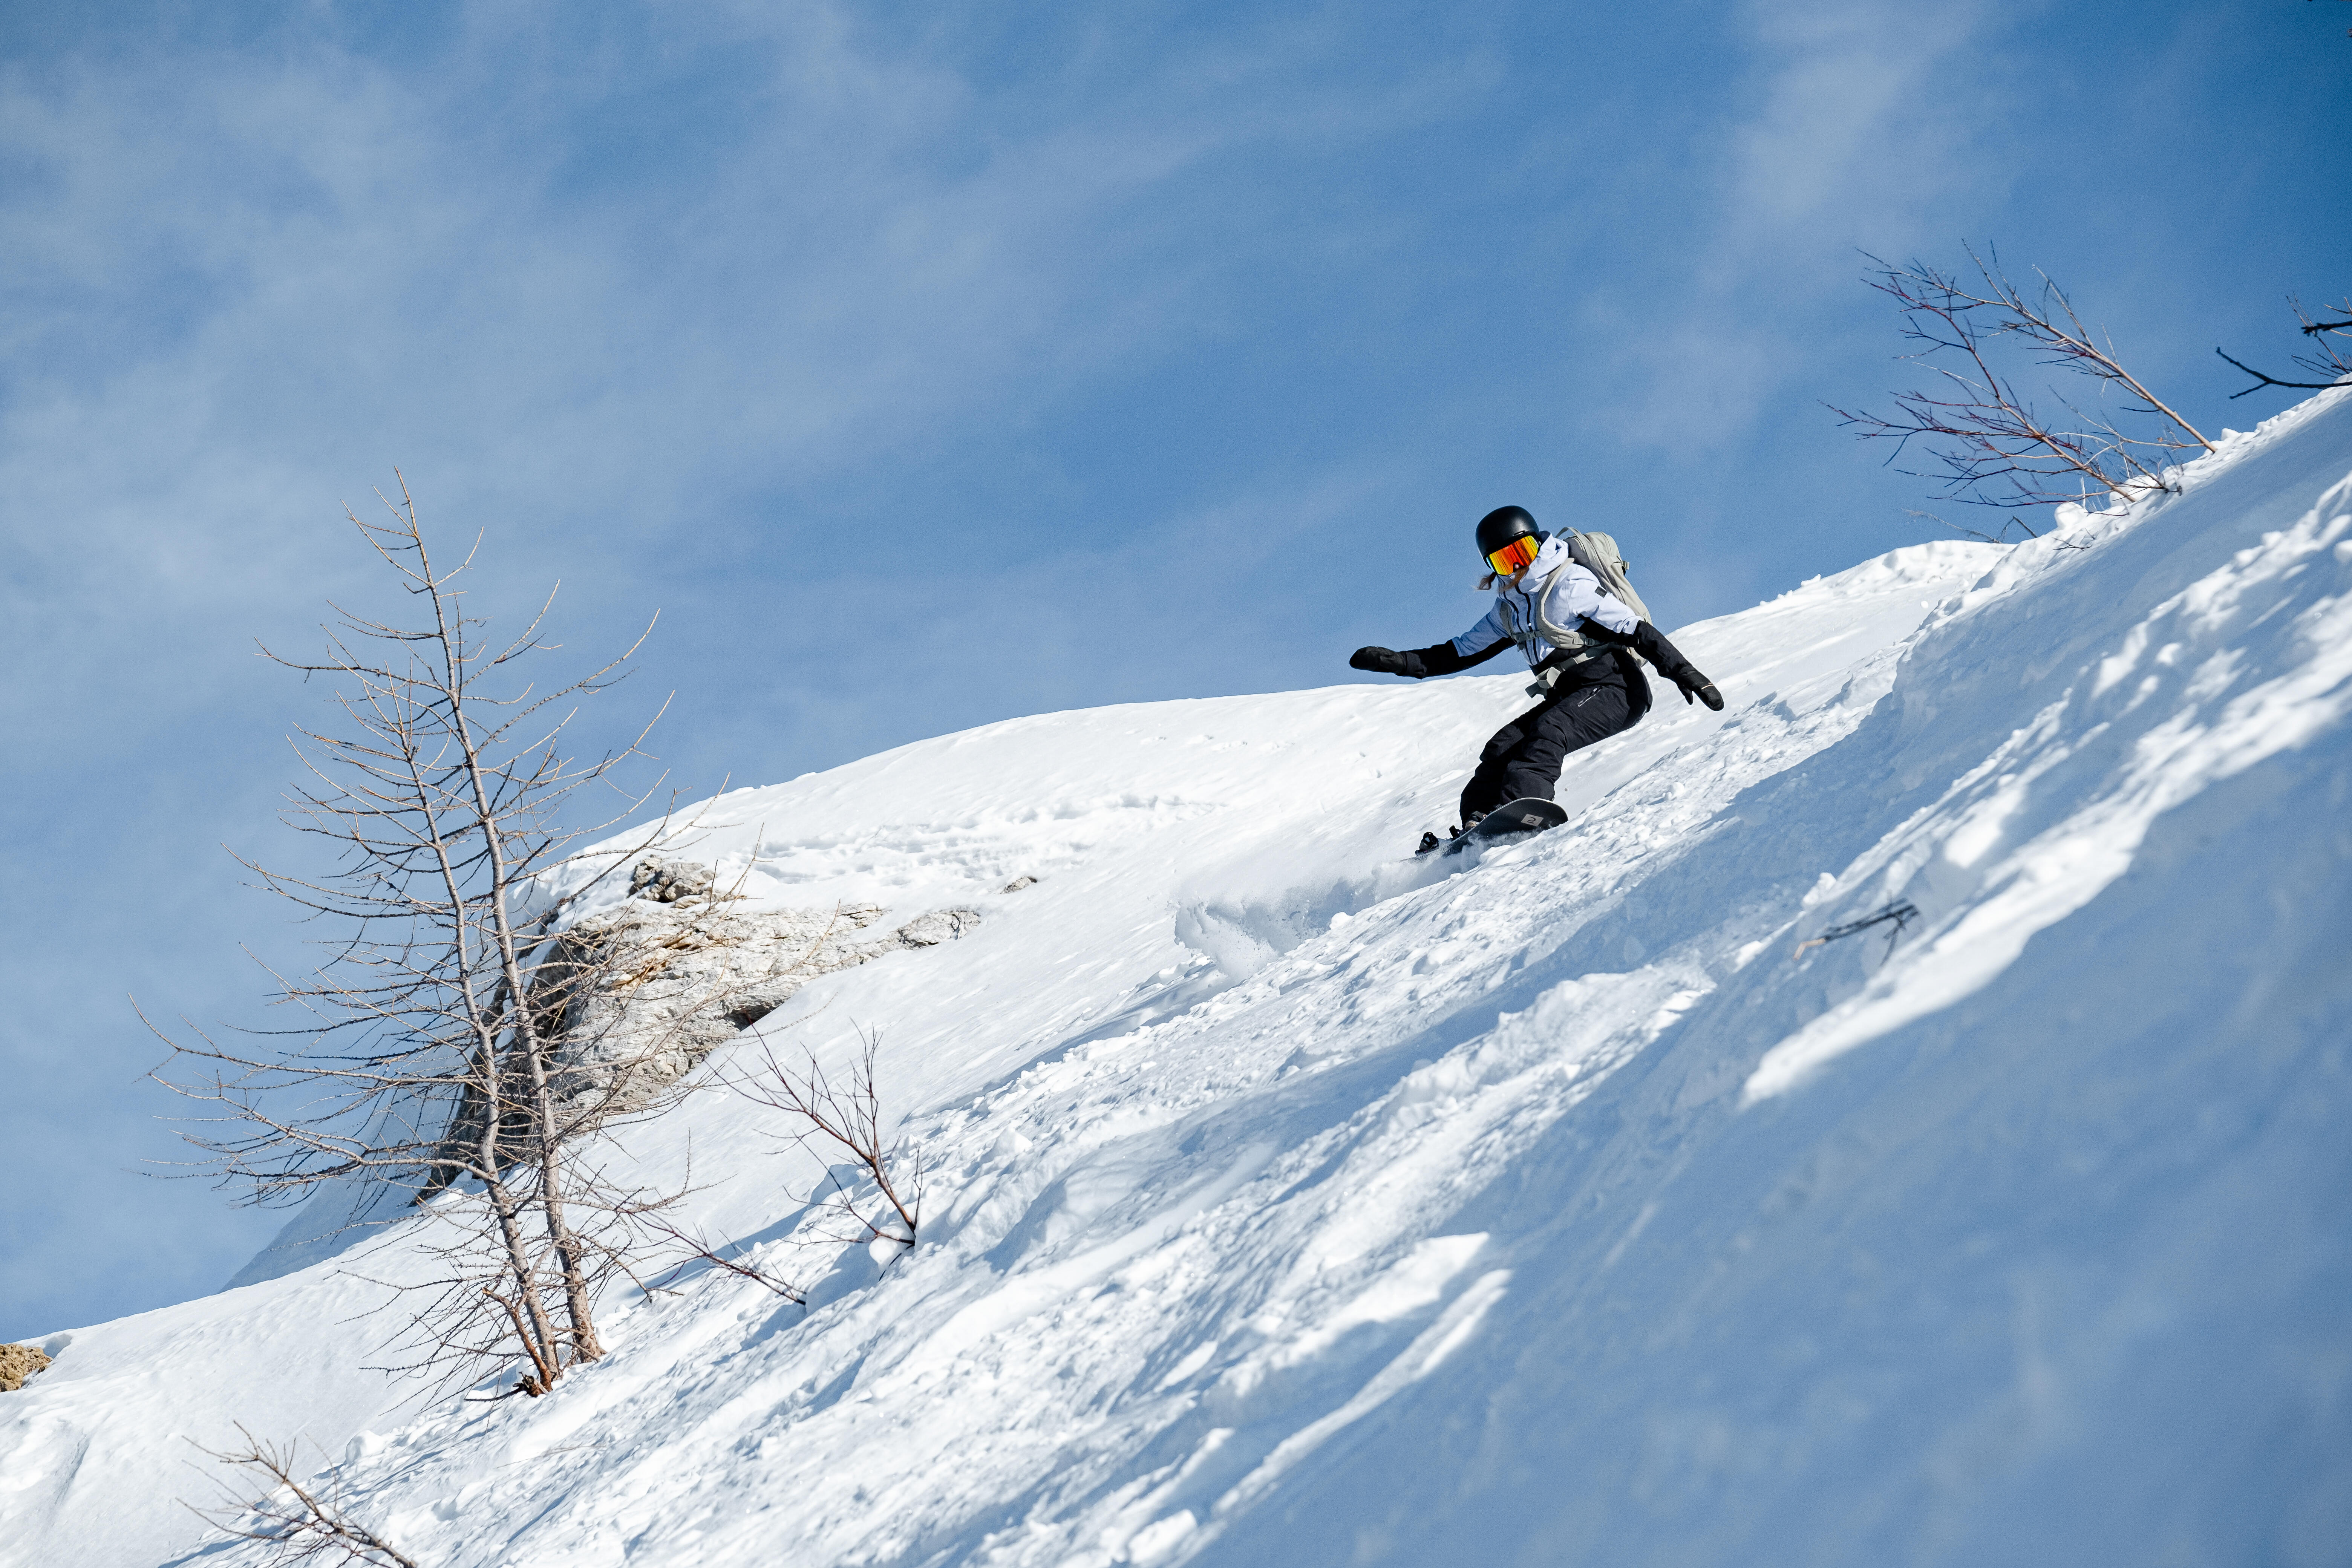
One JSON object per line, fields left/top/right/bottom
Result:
{"left": 0, "top": 1, "right": 1487, "bottom": 1332}
{"left": 0, "top": 5, "right": 1473, "bottom": 741}
{"left": 1592, "top": 0, "right": 2015, "bottom": 445}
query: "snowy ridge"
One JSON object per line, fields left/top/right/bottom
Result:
{"left": 6, "top": 388, "right": 2350, "bottom": 1567}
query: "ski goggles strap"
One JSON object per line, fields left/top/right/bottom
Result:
{"left": 1484, "top": 534, "right": 1541, "bottom": 577}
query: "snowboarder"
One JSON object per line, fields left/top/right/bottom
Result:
{"left": 1350, "top": 505, "right": 1724, "bottom": 852}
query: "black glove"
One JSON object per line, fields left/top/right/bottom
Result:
{"left": 1673, "top": 669, "right": 1725, "bottom": 710}
{"left": 1350, "top": 646, "right": 1410, "bottom": 675}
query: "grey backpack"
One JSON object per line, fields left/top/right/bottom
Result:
{"left": 1506, "top": 530, "right": 1652, "bottom": 697}
{"left": 1553, "top": 530, "right": 1651, "bottom": 625}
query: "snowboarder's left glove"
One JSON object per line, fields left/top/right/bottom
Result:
{"left": 1354, "top": 642, "right": 1483, "bottom": 679}
{"left": 1674, "top": 670, "right": 1725, "bottom": 710}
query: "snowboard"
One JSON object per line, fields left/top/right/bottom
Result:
{"left": 1440, "top": 796, "right": 1568, "bottom": 856}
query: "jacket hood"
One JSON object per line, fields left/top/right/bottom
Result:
{"left": 1483, "top": 533, "right": 1574, "bottom": 592}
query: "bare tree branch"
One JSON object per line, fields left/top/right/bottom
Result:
{"left": 2217, "top": 294, "right": 2352, "bottom": 400}
{"left": 2214, "top": 348, "right": 2343, "bottom": 398}
{"left": 1905, "top": 508, "right": 2039, "bottom": 544}
{"left": 1828, "top": 244, "right": 2212, "bottom": 511}
{"left": 641, "top": 1208, "right": 807, "bottom": 1303}
{"left": 185, "top": 1426, "right": 420, "bottom": 1568}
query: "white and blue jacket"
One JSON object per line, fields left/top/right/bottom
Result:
{"left": 1453, "top": 535, "right": 1642, "bottom": 672}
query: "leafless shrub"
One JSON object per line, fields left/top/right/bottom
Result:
{"left": 145, "top": 473, "right": 705, "bottom": 1395}
{"left": 2217, "top": 295, "right": 2352, "bottom": 399}
{"left": 1829, "top": 245, "right": 2213, "bottom": 511}
{"left": 737, "top": 1032, "right": 922, "bottom": 1254}
{"left": 186, "top": 1426, "right": 418, "bottom": 1568}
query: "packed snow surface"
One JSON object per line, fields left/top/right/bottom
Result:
{"left": 8, "top": 387, "right": 2351, "bottom": 1567}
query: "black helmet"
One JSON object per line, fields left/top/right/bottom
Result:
{"left": 1475, "top": 505, "right": 1542, "bottom": 558}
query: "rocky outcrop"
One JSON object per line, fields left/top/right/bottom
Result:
{"left": 531, "top": 890, "right": 984, "bottom": 1116}
{"left": 0, "top": 1343, "right": 51, "bottom": 1392}
{"left": 419, "top": 861, "right": 982, "bottom": 1193}
{"left": 628, "top": 858, "right": 715, "bottom": 903}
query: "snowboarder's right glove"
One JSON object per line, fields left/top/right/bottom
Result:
{"left": 1673, "top": 670, "right": 1726, "bottom": 710}
{"left": 1350, "top": 646, "right": 1411, "bottom": 675}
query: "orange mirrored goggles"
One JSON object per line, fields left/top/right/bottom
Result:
{"left": 1484, "top": 534, "right": 1542, "bottom": 577}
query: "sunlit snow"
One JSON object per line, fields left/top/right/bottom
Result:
{"left": 6, "top": 387, "right": 2349, "bottom": 1568}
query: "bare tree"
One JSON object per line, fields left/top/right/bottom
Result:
{"left": 2217, "top": 295, "right": 2352, "bottom": 399}
{"left": 186, "top": 1427, "right": 418, "bottom": 1568}
{"left": 149, "top": 474, "right": 681, "bottom": 1394}
{"left": 737, "top": 1032, "right": 922, "bottom": 1254}
{"left": 1828, "top": 245, "right": 2214, "bottom": 511}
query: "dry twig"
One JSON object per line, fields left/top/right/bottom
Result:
{"left": 641, "top": 1209, "right": 807, "bottom": 1303}
{"left": 1793, "top": 900, "right": 1920, "bottom": 960}
{"left": 1906, "top": 509, "right": 2039, "bottom": 545}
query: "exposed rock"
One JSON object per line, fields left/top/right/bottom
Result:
{"left": 628, "top": 856, "right": 717, "bottom": 903}
{"left": 1001, "top": 875, "right": 1040, "bottom": 893}
{"left": 531, "top": 897, "right": 984, "bottom": 1119}
{"left": 0, "top": 1343, "right": 51, "bottom": 1392}
{"left": 890, "top": 907, "right": 984, "bottom": 946}
{"left": 416, "top": 873, "right": 986, "bottom": 1197}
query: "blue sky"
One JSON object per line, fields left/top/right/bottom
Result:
{"left": 3, "top": 0, "right": 2345, "bottom": 1338}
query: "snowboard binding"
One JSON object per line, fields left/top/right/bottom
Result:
{"left": 1418, "top": 799, "right": 1567, "bottom": 857}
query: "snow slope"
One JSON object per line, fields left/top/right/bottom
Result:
{"left": 7, "top": 386, "right": 2350, "bottom": 1568}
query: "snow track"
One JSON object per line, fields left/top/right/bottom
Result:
{"left": 8, "top": 388, "right": 2350, "bottom": 1568}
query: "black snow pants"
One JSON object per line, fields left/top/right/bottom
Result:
{"left": 1459, "top": 678, "right": 1640, "bottom": 824}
